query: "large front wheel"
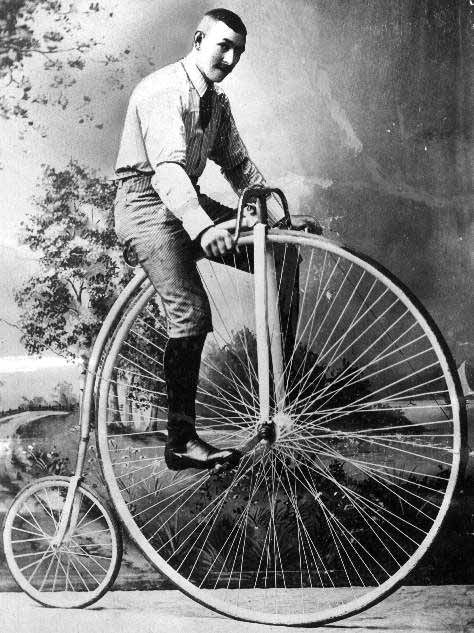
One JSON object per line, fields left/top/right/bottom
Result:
{"left": 95, "top": 231, "right": 465, "bottom": 626}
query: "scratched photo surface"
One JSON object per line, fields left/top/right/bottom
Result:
{"left": 0, "top": 1, "right": 472, "bottom": 629}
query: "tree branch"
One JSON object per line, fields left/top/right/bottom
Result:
{"left": 65, "top": 277, "right": 81, "bottom": 302}
{"left": 0, "top": 315, "right": 70, "bottom": 360}
{"left": 1, "top": 43, "right": 96, "bottom": 60}
{"left": 77, "top": 282, "right": 84, "bottom": 304}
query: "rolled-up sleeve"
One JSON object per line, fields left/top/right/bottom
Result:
{"left": 135, "top": 89, "right": 215, "bottom": 240}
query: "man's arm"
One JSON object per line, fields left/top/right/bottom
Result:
{"left": 152, "top": 163, "right": 236, "bottom": 256}
{"left": 136, "top": 90, "right": 215, "bottom": 241}
{"left": 151, "top": 164, "right": 213, "bottom": 241}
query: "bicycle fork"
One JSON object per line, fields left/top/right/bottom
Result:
{"left": 252, "top": 224, "right": 289, "bottom": 449}
{"left": 49, "top": 366, "right": 92, "bottom": 547}
{"left": 254, "top": 220, "right": 286, "bottom": 416}
{"left": 234, "top": 185, "right": 293, "bottom": 452}
{"left": 50, "top": 271, "right": 146, "bottom": 545}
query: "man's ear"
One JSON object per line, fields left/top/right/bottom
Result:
{"left": 194, "top": 30, "right": 204, "bottom": 49}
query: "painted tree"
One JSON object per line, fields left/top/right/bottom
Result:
{"left": 15, "top": 160, "right": 131, "bottom": 360}
{"left": 20, "top": 394, "right": 47, "bottom": 409}
{"left": 51, "top": 379, "right": 78, "bottom": 410}
{"left": 14, "top": 160, "right": 166, "bottom": 429}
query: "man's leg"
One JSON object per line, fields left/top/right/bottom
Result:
{"left": 114, "top": 175, "right": 240, "bottom": 470}
{"left": 273, "top": 244, "right": 300, "bottom": 368}
{"left": 210, "top": 243, "right": 300, "bottom": 371}
{"left": 164, "top": 334, "right": 205, "bottom": 426}
{"left": 162, "top": 334, "right": 240, "bottom": 470}
{"left": 198, "top": 192, "right": 300, "bottom": 364}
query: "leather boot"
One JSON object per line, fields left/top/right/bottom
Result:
{"left": 163, "top": 335, "right": 241, "bottom": 471}
{"left": 164, "top": 416, "right": 241, "bottom": 471}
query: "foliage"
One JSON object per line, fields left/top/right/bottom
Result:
{"left": 23, "top": 441, "right": 72, "bottom": 476}
{"left": 15, "top": 160, "right": 132, "bottom": 359}
{"left": 1, "top": 380, "right": 78, "bottom": 414}
{"left": 0, "top": 0, "right": 123, "bottom": 124}
{"left": 9, "top": 439, "right": 72, "bottom": 478}
{"left": 50, "top": 379, "right": 78, "bottom": 410}
{"left": 20, "top": 394, "right": 47, "bottom": 409}
{"left": 83, "top": 441, "right": 107, "bottom": 494}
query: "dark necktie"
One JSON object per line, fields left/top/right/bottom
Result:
{"left": 199, "top": 87, "right": 213, "bottom": 130}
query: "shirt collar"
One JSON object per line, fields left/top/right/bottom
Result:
{"left": 182, "top": 53, "right": 211, "bottom": 98}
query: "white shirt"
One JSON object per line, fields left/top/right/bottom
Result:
{"left": 115, "top": 54, "right": 275, "bottom": 239}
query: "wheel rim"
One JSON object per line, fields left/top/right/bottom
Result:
{"left": 96, "top": 233, "right": 463, "bottom": 625}
{"left": 3, "top": 477, "right": 121, "bottom": 608}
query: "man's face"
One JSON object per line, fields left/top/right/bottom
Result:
{"left": 194, "top": 20, "right": 246, "bottom": 83}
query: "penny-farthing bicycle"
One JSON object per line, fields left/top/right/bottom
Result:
{"left": 3, "top": 187, "right": 467, "bottom": 626}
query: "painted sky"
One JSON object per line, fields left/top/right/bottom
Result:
{"left": 0, "top": 0, "right": 363, "bottom": 360}
{"left": 0, "top": 1, "right": 471, "bottom": 385}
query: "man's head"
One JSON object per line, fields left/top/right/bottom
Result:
{"left": 192, "top": 9, "right": 247, "bottom": 84}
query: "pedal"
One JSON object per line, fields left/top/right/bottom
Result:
{"left": 257, "top": 421, "right": 276, "bottom": 443}
{"left": 209, "top": 461, "right": 230, "bottom": 475}
{"left": 208, "top": 451, "right": 241, "bottom": 475}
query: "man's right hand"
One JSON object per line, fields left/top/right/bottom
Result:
{"left": 199, "top": 225, "right": 235, "bottom": 258}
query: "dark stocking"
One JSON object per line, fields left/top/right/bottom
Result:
{"left": 163, "top": 333, "right": 241, "bottom": 471}
{"left": 164, "top": 334, "right": 205, "bottom": 447}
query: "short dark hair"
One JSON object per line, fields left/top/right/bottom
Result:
{"left": 204, "top": 8, "right": 247, "bottom": 37}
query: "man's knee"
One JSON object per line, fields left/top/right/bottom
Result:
{"left": 166, "top": 296, "right": 213, "bottom": 339}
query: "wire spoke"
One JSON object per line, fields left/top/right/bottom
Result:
{"left": 96, "top": 233, "right": 462, "bottom": 623}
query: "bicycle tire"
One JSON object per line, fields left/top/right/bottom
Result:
{"left": 3, "top": 475, "right": 123, "bottom": 608}
{"left": 95, "top": 230, "right": 465, "bottom": 626}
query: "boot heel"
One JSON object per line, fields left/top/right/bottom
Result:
{"left": 164, "top": 447, "right": 190, "bottom": 471}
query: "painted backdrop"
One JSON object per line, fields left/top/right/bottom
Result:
{"left": 0, "top": 0, "right": 472, "bottom": 593}
{"left": 0, "top": 0, "right": 471, "bottom": 400}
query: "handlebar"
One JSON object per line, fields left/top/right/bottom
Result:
{"left": 123, "top": 186, "right": 292, "bottom": 267}
{"left": 234, "top": 186, "right": 291, "bottom": 242}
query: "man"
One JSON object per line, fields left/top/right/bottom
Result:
{"left": 114, "top": 8, "right": 319, "bottom": 471}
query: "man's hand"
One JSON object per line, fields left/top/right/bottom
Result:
{"left": 289, "top": 215, "right": 323, "bottom": 235}
{"left": 200, "top": 225, "right": 235, "bottom": 258}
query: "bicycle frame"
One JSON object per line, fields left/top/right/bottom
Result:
{"left": 251, "top": 187, "right": 290, "bottom": 427}
{"left": 6, "top": 177, "right": 466, "bottom": 623}
{"left": 53, "top": 185, "right": 289, "bottom": 544}
{"left": 52, "top": 271, "right": 147, "bottom": 546}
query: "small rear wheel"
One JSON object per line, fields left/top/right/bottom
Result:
{"left": 2, "top": 476, "right": 122, "bottom": 608}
